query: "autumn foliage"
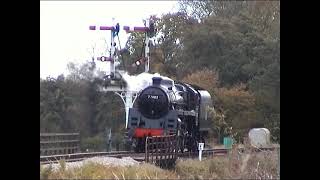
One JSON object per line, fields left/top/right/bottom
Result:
{"left": 182, "top": 69, "right": 259, "bottom": 142}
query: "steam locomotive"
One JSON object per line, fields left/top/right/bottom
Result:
{"left": 126, "top": 76, "right": 212, "bottom": 152}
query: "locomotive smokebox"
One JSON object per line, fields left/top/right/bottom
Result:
{"left": 152, "top": 77, "right": 162, "bottom": 86}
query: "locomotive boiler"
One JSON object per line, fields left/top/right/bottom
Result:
{"left": 127, "top": 76, "right": 212, "bottom": 152}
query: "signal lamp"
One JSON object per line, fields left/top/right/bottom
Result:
{"left": 100, "top": 56, "right": 108, "bottom": 62}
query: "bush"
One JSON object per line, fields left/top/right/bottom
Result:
{"left": 81, "top": 135, "right": 106, "bottom": 152}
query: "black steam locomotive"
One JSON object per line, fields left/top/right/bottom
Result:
{"left": 126, "top": 76, "right": 212, "bottom": 152}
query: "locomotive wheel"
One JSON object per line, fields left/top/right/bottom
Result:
{"left": 133, "top": 138, "right": 146, "bottom": 153}
{"left": 135, "top": 139, "right": 141, "bottom": 153}
{"left": 185, "top": 136, "right": 195, "bottom": 152}
{"left": 191, "top": 136, "right": 198, "bottom": 152}
{"left": 178, "top": 136, "right": 185, "bottom": 153}
{"left": 133, "top": 138, "right": 140, "bottom": 153}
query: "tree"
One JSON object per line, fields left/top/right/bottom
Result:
{"left": 40, "top": 60, "right": 127, "bottom": 149}
{"left": 41, "top": 0, "right": 280, "bottom": 144}
{"left": 182, "top": 69, "right": 260, "bottom": 142}
{"left": 178, "top": 0, "right": 248, "bottom": 20}
{"left": 182, "top": 68, "right": 219, "bottom": 95}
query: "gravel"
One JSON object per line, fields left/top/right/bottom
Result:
{"left": 41, "top": 156, "right": 140, "bottom": 171}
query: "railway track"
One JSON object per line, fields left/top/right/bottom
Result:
{"left": 40, "top": 148, "right": 228, "bottom": 165}
{"left": 40, "top": 151, "right": 140, "bottom": 164}
{"left": 40, "top": 147, "right": 277, "bottom": 165}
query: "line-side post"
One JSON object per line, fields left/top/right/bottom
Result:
{"left": 144, "top": 20, "right": 150, "bottom": 73}
{"left": 110, "top": 27, "right": 116, "bottom": 77}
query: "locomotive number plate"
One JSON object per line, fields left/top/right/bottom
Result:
{"left": 147, "top": 95, "right": 159, "bottom": 99}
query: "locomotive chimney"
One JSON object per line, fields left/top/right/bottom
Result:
{"left": 152, "top": 77, "right": 162, "bottom": 86}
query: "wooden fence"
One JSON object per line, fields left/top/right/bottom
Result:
{"left": 40, "top": 133, "right": 80, "bottom": 156}
{"left": 145, "top": 135, "right": 178, "bottom": 169}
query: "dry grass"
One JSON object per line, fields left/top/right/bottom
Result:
{"left": 175, "top": 157, "right": 231, "bottom": 179}
{"left": 240, "top": 150, "right": 279, "bottom": 179}
{"left": 40, "top": 161, "right": 177, "bottom": 179}
{"left": 175, "top": 147, "right": 279, "bottom": 179}
{"left": 40, "top": 145, "right": 280, "bottom": 179}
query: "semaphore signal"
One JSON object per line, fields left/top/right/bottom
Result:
{"left": 88, "top": 19, "right": 155, "bottom": 129}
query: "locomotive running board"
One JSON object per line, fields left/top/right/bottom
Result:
{"left": 176, "top": 110, "right": 198, "bottom": 116}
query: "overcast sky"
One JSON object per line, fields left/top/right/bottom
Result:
{"left": 40, "top": 1, "right": 178, "bottom": 78}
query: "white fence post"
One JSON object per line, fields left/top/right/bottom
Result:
{"left": 198, "top": 143, "right": 204, "bottom": 161}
